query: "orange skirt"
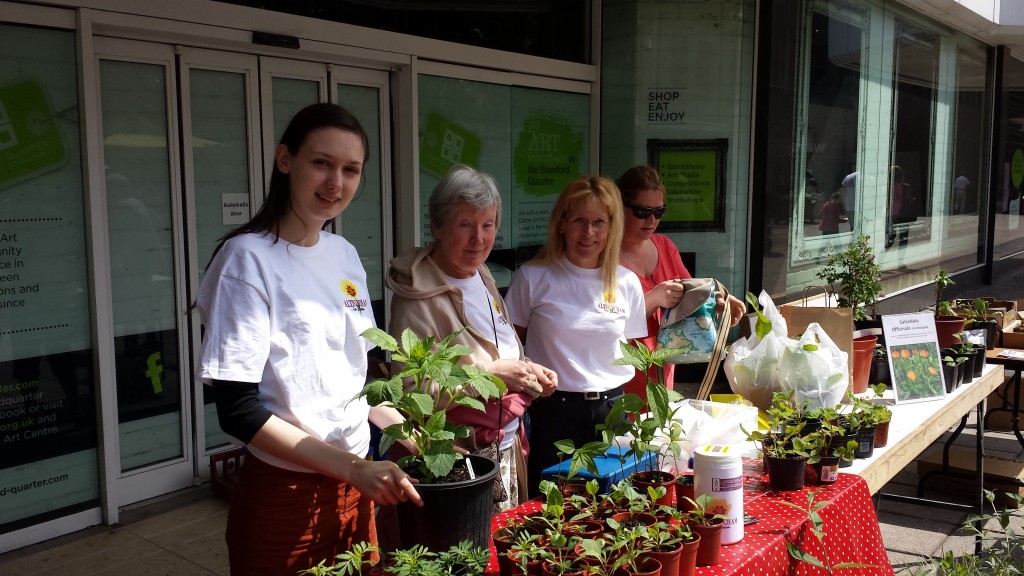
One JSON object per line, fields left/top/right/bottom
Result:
{"left": 225, "top": 453, "right": 376, "bottom": 576}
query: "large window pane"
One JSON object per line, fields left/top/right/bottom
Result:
{"left": 100, "top": 60, "right": 183, "bottom": 470}
{"left": 760, "top": 0, "right": 990, "bottom": 302}
{"left": 338, "top": 83, "right": 387, "bottom": 326}
{"left": 995, "top": 55, "right": 1024, "bottom": 259}
{"left": 189, "top": 68, "right": 251, "bottom": 450}
{"left": 0, "top": 24, "right": 97, "bottom": 531}
{"left": 417, "top": 75, "right": 590, "bottom": 285}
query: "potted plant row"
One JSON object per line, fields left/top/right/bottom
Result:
{"left": 745, "top": 388, "right": 893, "bottom": 491}
{"left": 300, "top": 540, "right": 491, "bottom": 576}
{"left": 495, "top": 478, "right": 708, "bottom": 576}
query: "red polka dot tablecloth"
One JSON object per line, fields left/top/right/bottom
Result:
{"left": 486, "top": 465, "right": 894, "bottom": 576}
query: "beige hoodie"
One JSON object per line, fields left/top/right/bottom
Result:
{"left": 386, "top": 245, "right": 534, "bottom": 451}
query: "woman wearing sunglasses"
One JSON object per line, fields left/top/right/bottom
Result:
{"left": 615, "top": 165, "right": 745, "bottom": 402}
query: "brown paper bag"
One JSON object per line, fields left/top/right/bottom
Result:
{"left": 779, "top": 298, "right": 855, "bottom": 387}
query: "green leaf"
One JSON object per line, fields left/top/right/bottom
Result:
{"left": 361, "top": 327, "right": 398, "bottom": 352}
{"left": 786, "top": 545, "right": 826, "bottom": 568}
{"left": 802, "top": 343, "right": 819, "bottom": 352}
{"left": 425, "top": 452, "right": 459, "bottom": 478}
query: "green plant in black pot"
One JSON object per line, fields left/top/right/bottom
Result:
{"left": 358, "top": 327, "right": 506, "bottom": 481}
{"left": 357, "top": 327, "right": 507, "bottom": 551}
{"left": 744, "top": 391, "right": 823, "bottom": 492}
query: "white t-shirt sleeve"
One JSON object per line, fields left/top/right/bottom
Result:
{"left": 197, "top": 256, "right": 271, "bottom": 384}
{"left": 505, "top": 266, "right": 535, "bottom": 328}
{"left": 622, "top": 270, "right": 648, "bottom": 340}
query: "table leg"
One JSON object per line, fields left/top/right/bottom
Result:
{"left": 916, "top": 414, "right": 969, "bottom": 497}
{"left": 975, "top": 399, "right": 985, "bottom": 555}
{"left": 1011, "top": 370, "right": 1024, "bottom": 448}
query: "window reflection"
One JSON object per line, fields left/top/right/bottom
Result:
{"left": 887, "top": 21, "right": 938, "bottom": 249}
{"left": 803, "top": 8, "right": 863, "bottom": 240}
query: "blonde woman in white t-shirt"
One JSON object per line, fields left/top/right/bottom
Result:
{"left": 505, "top": 176, "right": 647, "bottom": 496}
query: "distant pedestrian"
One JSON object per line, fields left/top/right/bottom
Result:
{"left": 819, "top": 192, "right": 843, "bottom": 235}
{"left": 954, "top": 173, "right": 970, "bottom": 214}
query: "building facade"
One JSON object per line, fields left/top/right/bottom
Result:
{"left": 0, "top": 0, "right": 1021, "bottom": 551}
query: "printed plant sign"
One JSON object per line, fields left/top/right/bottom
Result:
{"left": 881, "top": 313, "right": 946, "bottom": 404}
{"left": 887, "top": 343, "right": 942, "bottom": 401}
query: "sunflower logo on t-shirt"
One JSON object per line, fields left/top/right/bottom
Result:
{"left": 492, "top": 297, "right": 508, "bottom": 325}
{"left": 598, "top": 290, "right": 625, "bottom": 314}
{"left": 340, "top": 279, "right": 368, "bottom": 314}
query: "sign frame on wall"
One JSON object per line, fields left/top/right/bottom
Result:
{"left": 647, "top": 138, "right": 727, "bottom": 232}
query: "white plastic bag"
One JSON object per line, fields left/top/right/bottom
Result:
{"left": 778, "top": 322, "right": 849, "bottom": 410}
{"left": 724, "top": 291, "right": 790, "bottom": 411}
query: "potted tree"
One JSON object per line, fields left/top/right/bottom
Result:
{"left": 815, "top": 233, "right": 883, "bottom": 325}
{"left": 358, "top": 327, "right": 506, "bottom": 551}
{"left": 932, "top": 269, "right": 966, "bottom": 349}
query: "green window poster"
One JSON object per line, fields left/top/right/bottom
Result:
{"left": 418, "top": 76, "right": 510, "bottom": 249}
{"left": 648, "top": 139, "right": 727, "bottom": 231}
{"left": 510, "top": 88, "right": 589, "bottom": 248}
{"left": 0, "top": 78, "right": 67, "bottom": 189}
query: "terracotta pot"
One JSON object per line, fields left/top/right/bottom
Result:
{"left": 679, "top": 534, "right": 700, "bottom": 576}
{"left": 537, "top": 535, "right": 576, "bottom": 563}
{"left": 934, "top": 316, "right": 967, "bottom": 349}
{"left": 494, "top": 528, "right": 518, "bottom": 576}
{"left": 562, "top": 520, "right": 604, "bottom": 540}
{"left": 851, "top": 335, "right": 878, "bottom": 394}
{"left": 642, "top": 542, "right": 682, "bottom": 576}
{"left": 674, "top": 474, "right": 695, "bottom": 513}
{"left": 507, "top": 551, "right": 543, "bottom": 576}
{"left": 609, "top": 511, "right": 658, "bottom": 530}
{"left": 690, "top": 519, "right": 723, "bottom": 566}
{"left": 541, "top": 557, "right": 598, "bottom": 576}
{"left": 614, "top": 556, "right": 661, "bottom": 576}
{"left": 874, "top": 421, "right": 890, "bottom": 448}
{"left": 631, "top": 470, "right": 676, "bottom": 508}
{"left": 765, "top": 455, "right": 808, "bottom": 491}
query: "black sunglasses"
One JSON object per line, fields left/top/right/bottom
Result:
{"left": 626, "top": 204, "right": 668, "bottom": 219}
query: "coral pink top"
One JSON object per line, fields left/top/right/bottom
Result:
{"left": 620, "top": 234, "right": 692, "bottom": 402}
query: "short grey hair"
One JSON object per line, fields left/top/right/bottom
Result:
{"left": 428, "top": 165, "right": 502, "bottom": 234}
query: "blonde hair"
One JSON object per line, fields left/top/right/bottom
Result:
{"left": 529, "top": 176, "right": 624, "bottom": 296}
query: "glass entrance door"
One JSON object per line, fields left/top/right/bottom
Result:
{"left": 96, "top": 39, "right": 393, "bottom": 504}
{"left": 95, "top": 38, "right": 194, "bottom": 504}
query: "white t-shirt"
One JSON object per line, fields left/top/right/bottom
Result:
{"left": 449, "top": 272, "right": 520, "bottom": 360}
{"left": 505, "top": 256, "right": 647, "bottom": 393}
{"left": 449, "top": 272, "right": 521, "bottom": 450}
{"left": 196, "top": 231, "right": 376, "bottom": 471}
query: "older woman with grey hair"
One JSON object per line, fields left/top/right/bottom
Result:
{"left": 385, "top": 164, "right": 557, "bottom": 512}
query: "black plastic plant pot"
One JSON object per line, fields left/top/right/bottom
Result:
{"left": 952, "top": 352, "right": 975, "bottom": 383}
{"left": 830, "top": 436, "right": 856, "bottom": 468}
{"left": 971, "top": 345, "right": 986, "bottom": 378}
{"left": 854, "top": 426, "right": 876, "bottom": 459}
{"left": 869, "top": 356, "right": 891, "bottom": 387}
{"left": 942, "top": 363, "right": 956, "bottom": 393}
{"left": 396, "top": 454, "right": 498, "bottom": 551}
{"left": 765, "top": 455, "right": 808, "bottom": 492}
